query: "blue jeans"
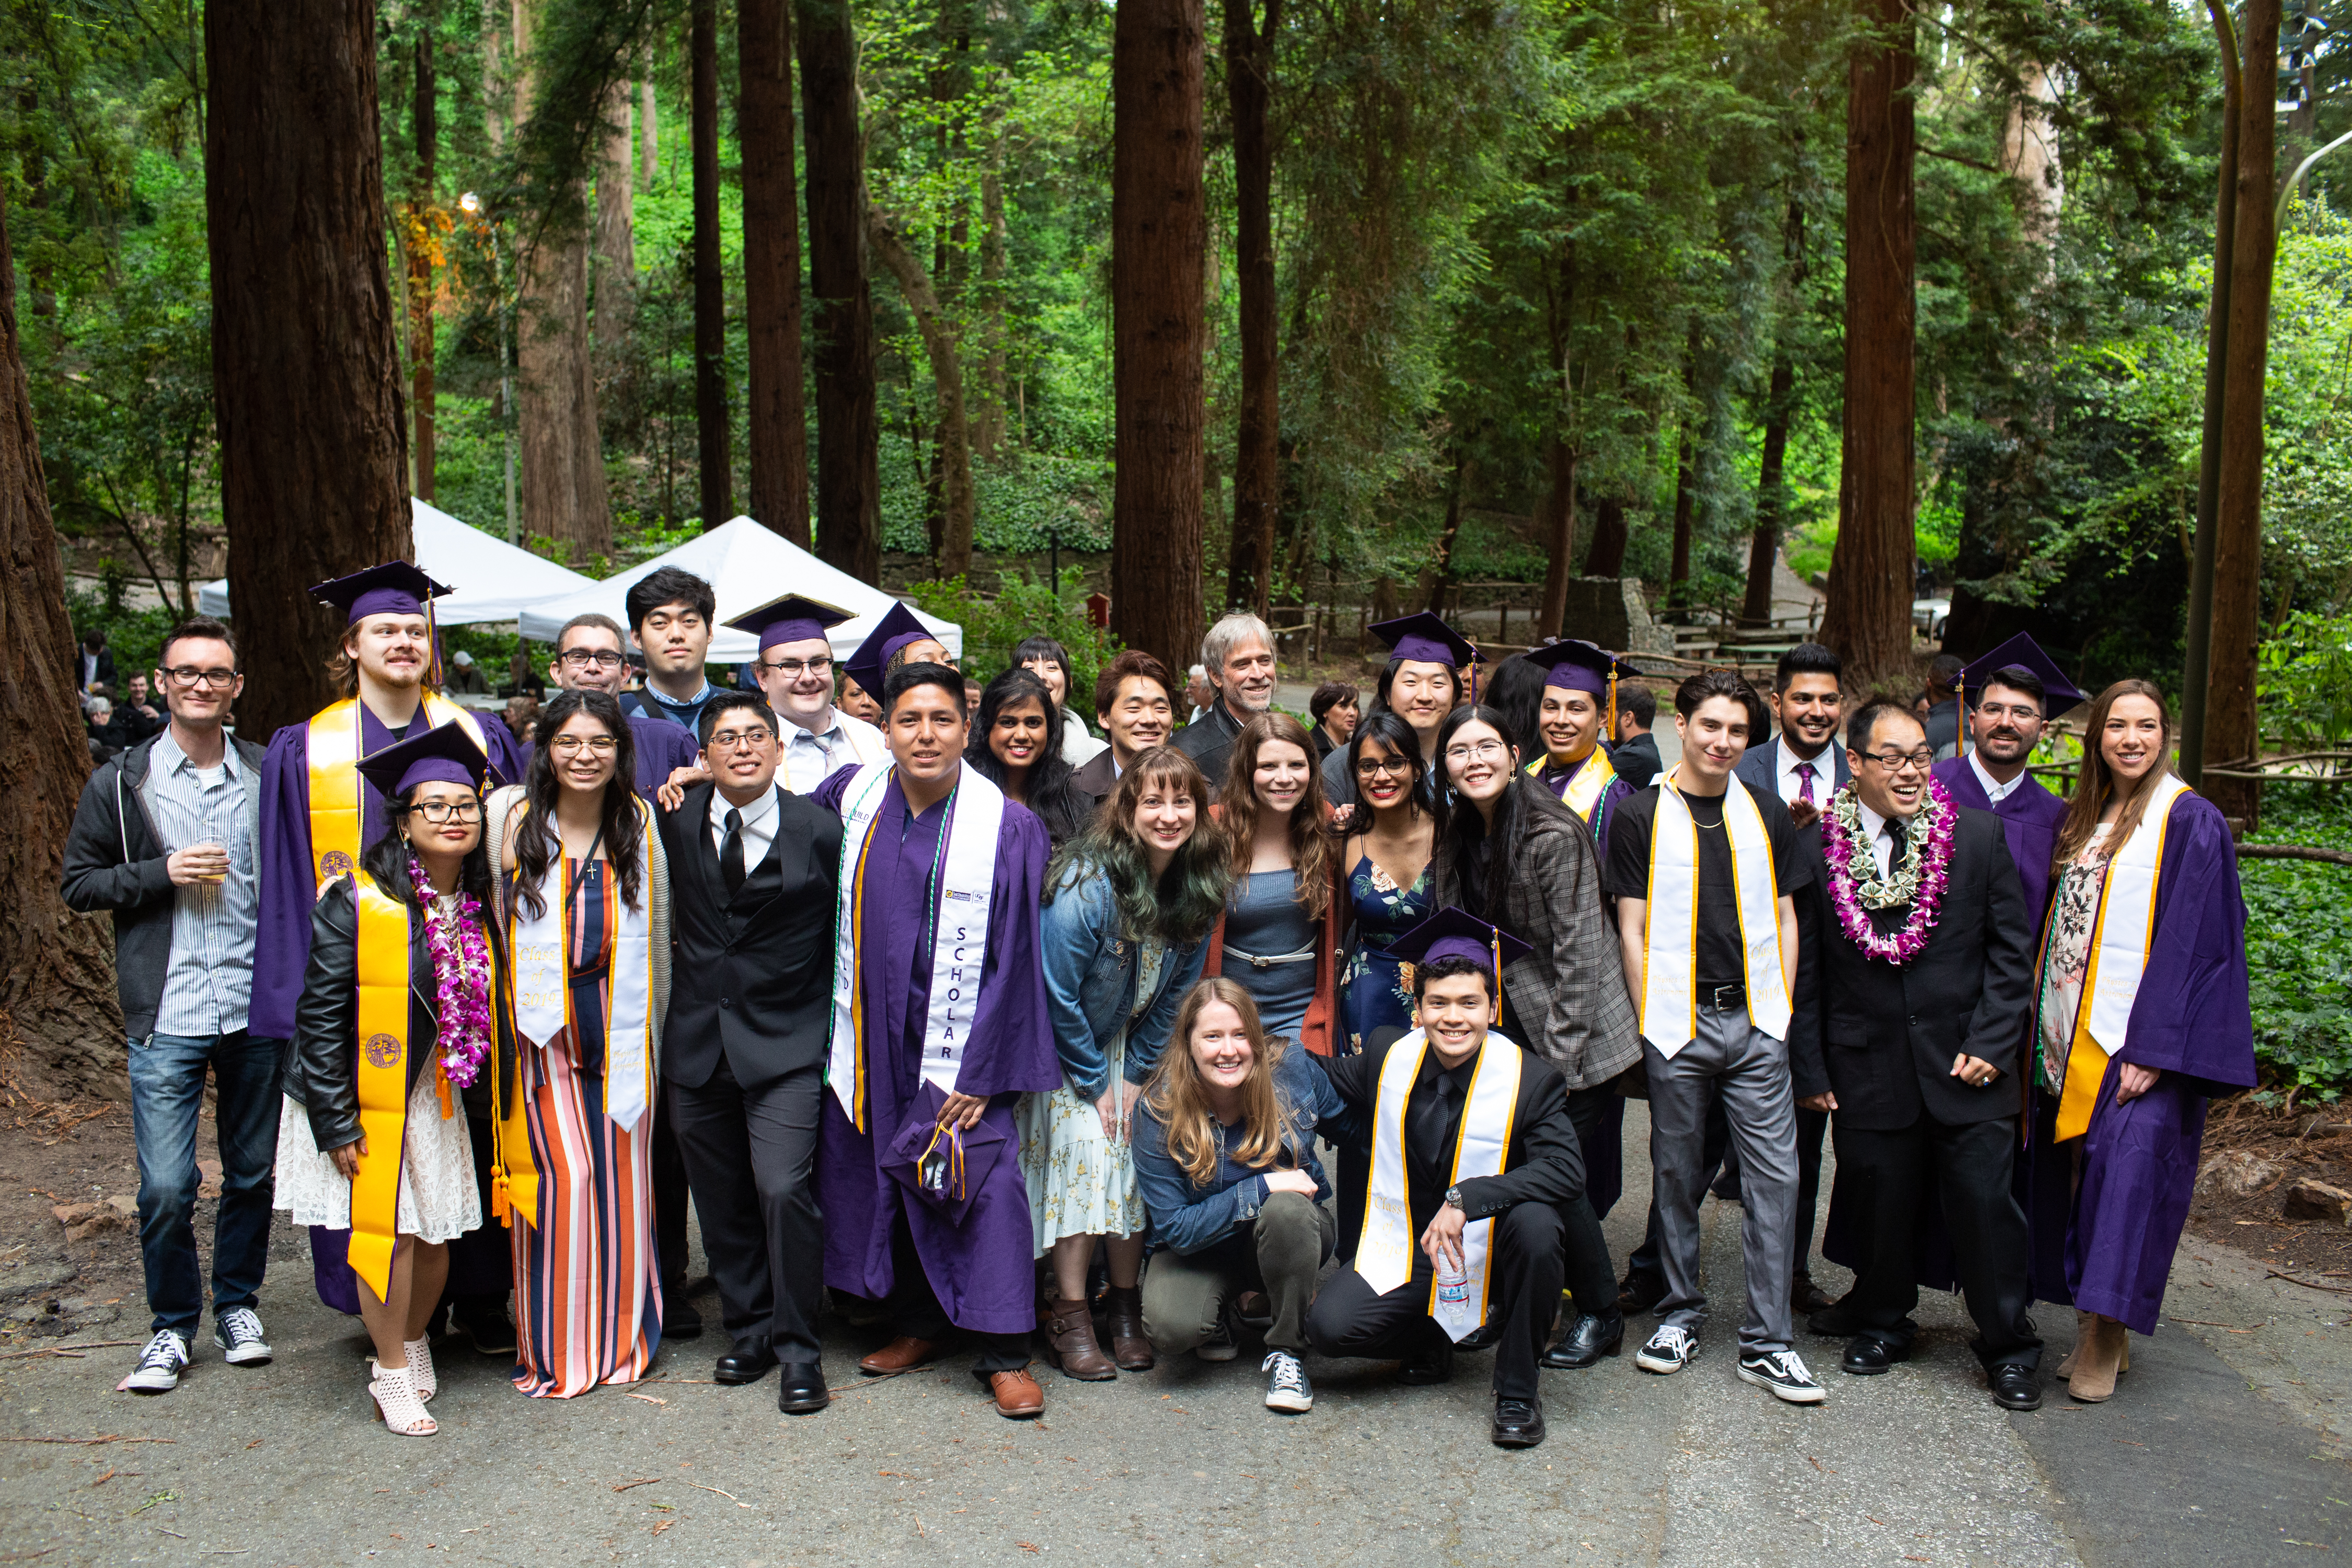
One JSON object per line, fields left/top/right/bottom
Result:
{"left": 128, "top": 1031, "right": 283, "bottom": 1336}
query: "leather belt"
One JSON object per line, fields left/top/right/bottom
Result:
{"left": 1698, "top": 983, "right": 1747, "bottom": 1012}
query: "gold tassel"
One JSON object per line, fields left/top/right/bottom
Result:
{"left": 435, "top": 1059, "right": 454, "bottom": 1120}
{"left": 491, "top": 1166, "right": 511, "bottom": 1225}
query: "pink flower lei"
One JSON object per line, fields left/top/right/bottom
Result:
{"left": 408, "top": 857, "right": 496, "bottom": 1088}
{"left": 1819, "top": 776, "right": 1956, "bottom": 966}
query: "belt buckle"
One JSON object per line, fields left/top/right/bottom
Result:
{"left": 1708, "top": 984, "right": 1744, "bottom": 1011}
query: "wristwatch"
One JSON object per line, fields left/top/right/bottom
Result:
{"left": 1444, "top": 1185, "right": 1465, "bottom": 1210}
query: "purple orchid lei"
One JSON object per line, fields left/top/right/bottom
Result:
{"left": 408, "top": 857, "right": 495, "bottom": 1088}
{"left": 1819, "top": 776, "right": 1956, "bottom": 966}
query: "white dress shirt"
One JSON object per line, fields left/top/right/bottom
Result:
{"left": 708, "top": 783, "right": 782, "bottom": 868}
{"left": 1774, "top": 738, "right": 1836, "bottom": 808}
{"left": 1852, "top": 797, "right": 1912, "bottom": 882}
{"left": 1968, "top": 750, "right": 2026, "bottom": 805}
{"left": 778, "top": 705, "right": 886, "bottom": 795}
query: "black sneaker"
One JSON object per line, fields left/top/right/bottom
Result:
{"left": 212, "top": 1308, "right": 272, "bottom": 1367}
{"left": 457, "top": 1309, "right": 517, "bottom": 1357}
{"left": 1261, "top": 1350, "right": 1313, "bottom": 1413}
{"left": 123, "top": 1330, "right": 190, "bottom": 1394}
{"left": 1635, "top": 1323, "right": 1697, "bottom": 1375}
{"left": 1738, "top": 1348, "right": 1827, "bottom": 1404}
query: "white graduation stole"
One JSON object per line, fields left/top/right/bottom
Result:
{"left": 1640, "top": 770, "right": 1792, "bottom": 1054}
{"left": 2082, "top": 772, "right": 2189, "bottom": 1056}
{"left": 508, "top": 802, "right": 658, "bottom": 1133}
{"left": 827, "top": 762, "right": 1007, "bottom": 1130}
{"left": 1357, "top": 1029, "right": 1525, "bottom": 1343}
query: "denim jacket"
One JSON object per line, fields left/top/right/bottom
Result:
{"left": 1131, "top": 1045, "right": 1361, "bottom": 1255}
{"left": 1039, "top": 861, "right": 1210, "bottom": 1102}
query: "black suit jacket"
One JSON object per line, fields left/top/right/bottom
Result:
{"left": 1609, "top": 731, "right": 1662, "bottom": 790}
{"left": 656, "top": 782, "right": 845, "bottom": 1092}
{"left": 1789, "top": 805, "right": 2034, "bottom": 1131}
{"left": 1320, "top": 1034, "right": 1584, "bottom": 1235}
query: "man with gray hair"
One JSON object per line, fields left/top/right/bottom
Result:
{"left": 1172, "top": 612, "right": 1278, "bottom": 793}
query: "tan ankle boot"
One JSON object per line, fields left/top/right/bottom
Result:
{"left": 2055, "top": 1309, "right": 2095, "bottom": 1379}
{"left": 2069, "top": 1316, "right": 2126, "bottom": 1402}
{"left": 1045, "top": 1298, "right": 1116, "bottom": 1381}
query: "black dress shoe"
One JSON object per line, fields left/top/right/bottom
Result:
{"left": 713, "top": 1344, "right": 778, "bottom": 1385}
{"left": 1790, "top": 1272, "right": 1836, "bottom": 1316}
{"left": 1542, "top": 1310, "right": 1624, "bottom": 1370}
{"left": 1491, "top": 1395, "right": 1547, "bottom": 1448}
{"left": 1616, "top": 1272, "right": 1667, "bottom": 1316}
{"left": 665, "top": 1294, "right": 704, "bottom": 1341}
{"left": 1989, "top": 1363, "right": 2043, "bottom": 1411}
{"left": 1840, "top": 1336, "right": 1910, "bottom": 1376}
{"left": 777, "top": 1362, "right": 829, "bottom": 1414}
{"left": 1397, "top": 1337, "right": 1455, "bottom": 1386}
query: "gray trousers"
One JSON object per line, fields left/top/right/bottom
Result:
{"left": 1646, "top": 1006, "right": 1798, "bottom": 1355}
{"left": 1142, "top": 1191, "right": 1334, "bottom": 1355}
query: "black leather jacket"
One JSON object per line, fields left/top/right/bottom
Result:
{"left": 282, "top": 874, "right": 509, "bottom": 1151}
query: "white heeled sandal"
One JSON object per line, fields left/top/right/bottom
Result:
{"left": 402, "top": 1337, "right": 438, "bottom": 1402}
{"left": 368, "top": 1362, "right": 437, "bottom": 1437}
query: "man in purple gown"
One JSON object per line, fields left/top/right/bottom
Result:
{"left": 811, "top": 651, "right": 1059, "bottom": 1420}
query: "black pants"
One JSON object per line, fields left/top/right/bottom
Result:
{"left": 433, "top": 1113, "right": 514, "bottom": 1330}
{"left": 1834, "top": 1115, "right": 2042, "bottom": 1369}
{"left": 1629, "top": 1100, "right": 1826, "bottom": 1283}
{"left": 667, "top": 1059, "right": 826, "bottom": 1363}
{"left": 1560, "top": 1085, "right": 1620, "bottom": 1313}
{"left": 1307, "top": 1202, "right": 1564, "bottom": 1402}
{"left": 887, "top": 1209, "right": 1030, "bottom": 1374}
{"left": 652, "top": 1077, "right": 695, "bottom": 1301}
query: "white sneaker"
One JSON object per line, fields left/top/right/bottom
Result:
{"left": 1739, "top": 1348, "right": 1828, "bottom": 1404}
{"left": 1262, "top": 1350, "right": 1313, "bottom": 1413}
{"left": 213, "top": 1308, "right": 273, "bottom": 1367}
{"left": 124, "top": 1330, "right": 190, "bottom": 1394}
{"left": 1635, "top": 1323, "right": 1697, "bottom": 1375}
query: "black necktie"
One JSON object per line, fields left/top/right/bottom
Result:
{"left": 1884, "top": 819, "right": 1909, "bottom": 876}
{"left": 1408, "top": 1071, "right": 1464, "bottom": 1180}
{"left": 722, "top": 807, "right": 746, "bottom": 895}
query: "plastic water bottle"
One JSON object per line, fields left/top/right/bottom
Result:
{"left": 1435, "top": 1253, "right": 1470, "bottom": 1306}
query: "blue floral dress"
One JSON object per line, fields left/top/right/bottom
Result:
{"left": 1340, "top": 854, "right": 1434, "bottom": 1056}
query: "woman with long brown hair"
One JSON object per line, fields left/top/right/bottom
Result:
{"left": 1201, "top": 712, "right": 1344, "bottom": 1053}
{"left": 1132, "top": 978, "right": 1353, "bottom": 1412}
{"left": 2028, "top": 679, "right": 2254, "bottom": 1402}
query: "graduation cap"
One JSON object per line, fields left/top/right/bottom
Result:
{"left": 354, "top": 720, "right": 492, "bottom": 802}
{"left": 1956, "top": 632, "right": 2085, "bottom": 719}
{"left": 844, "top": 601, "right": 950, "bottom": 704}
{"left": 1387, "top": 906, "right": 1536, "bottom": 992}
{"left": 1369, "top": 611, "right": 1482, "bottom": 671}
{"left": 723, "top": 591, "right": 855, "bottom": 654}
{"left": 1523, "top": 638, "right": 1643, "bottom": 745}
{"left": 312, "top": 562, "right": 456, "bottom": 687}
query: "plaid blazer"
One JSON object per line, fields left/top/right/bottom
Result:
{"left": 1433, "top": 780, "right": 1640, "bottom": 1091}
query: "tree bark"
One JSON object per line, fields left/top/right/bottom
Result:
{"left": 973, "top": 141, "right": 1009, "bottom": 458}
{"left": 868, "top": 202, "right": 975, "bottom": 580}
{"left": 593, "top": 78, "right": 636, "bottom": 355}
{"left": 1584, "top": 495, "right": 1630, "bottom": 579}
{"left": 1743, "top": 348, "right": 1796, "bottom": 626}
{"left": 639, "top": 77, "right": 659, "bottom": 186}
{"left": 799, "top": 0, "right": 883, "bottom": 581}
{"left": 1536, "top": 437, "right": 1578, "bottom": 638}
{"left": 0, "top": 192, "right": 123, "bottom": 1086}
{"left": 2206, "top": 0, "right": 2281, "bottom": 824}
{"left": 408, "top": 23, "right": 437, "bottom": 501}
{"left": 208, "top": 0, "right": 413, "bottom": 741}
{"left": 741, "top": 0, "right": 812, "bottom": 545}
{"left": 1221, "top": 0, "right": 1279, "bottom": 618}
{"left": 1418, "top": 447, "right": 1472, "bottom": 614}
{"left": 1818, "top": 0, "right": 1917, "bottom": 687}
{"left": 688, "top": 0, "right": 732, "bottom": 530}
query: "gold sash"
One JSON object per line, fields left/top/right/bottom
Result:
{"left": 1526, "top": 746, "right": 1618, "bottom": 828}
{"left": 306, "top": 696, "right": 490, "bottom": 888}
{"left": 348, "top": 879, "right": 415, "bottom": 1301}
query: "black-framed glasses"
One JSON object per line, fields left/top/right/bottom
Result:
{"left": 556, "top": 649, "right": 626, "bottom": 671}
{"left": 759, "top": 656, "right": 832, "bottom": 679}
{"left": 1355, "top": 756, "right": 1413, "bottom": 778}
{"left": 161, "top": 666, "right": 239, "bottom": 688}
{"left": 406, "top": 799, "right": 484, "bottom": 823}
{"left": 1860, "top": 748, "right": 1936, "bottom": 774}
{"left": 706, "top": 727, "right": 775, "bottom": 752}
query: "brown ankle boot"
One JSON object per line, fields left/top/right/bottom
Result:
{"left": 1102, "top": 1285, "right": 1155, "bottom": 1371}
{"left": 2055, "top": 1309, "right": 2094, "bottom": 1379}
{"left": 1045, "top": 1298, "right": 1116, "bottom": 1381}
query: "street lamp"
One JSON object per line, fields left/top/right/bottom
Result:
{"left": 460, "top": 192, "right": 518, "bottom": 546}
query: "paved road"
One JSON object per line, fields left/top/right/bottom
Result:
{"left": 4, "top": 1106, "right": 2346, "bottom": 1566}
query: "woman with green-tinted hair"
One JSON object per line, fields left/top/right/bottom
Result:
{"left": 1022, "top": 746, "right": 1232, "bottom": 1380}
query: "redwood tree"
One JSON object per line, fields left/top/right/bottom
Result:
{"left": 1111, "top": 0, "right": 1208, "bottom": 680}
{"left": 407, "top": 21, "right": 438, "bottom": 501}
{"left": 0, "top": 194, "right": 122, "bottom": 1082}
{"left": 208, "top": 0, "right": 413, "bottom": 739}
{"left": 800, "top": 0, "right": 883, "bottom": 581}
{"left": 741, "top": 0, "right": 812, "bottom": 545}
{"left": 1816, "top": 0, "right": 1917, "bottom": 688}
{"left": 691, "top": 0, "right": 732, "bottom": 529}
{"left": 1221, "top": 0, "right": 1279, "bottom": 617}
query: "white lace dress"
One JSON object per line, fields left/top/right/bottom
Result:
{"left": 1020, "top": 938, "right": 1162, "bottom": 1253}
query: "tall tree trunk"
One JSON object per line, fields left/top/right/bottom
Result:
{"left": 690, "top": 0, "right": 731, "bottom": 529}
{"left": 0, "top": 193, "right": 122, "bottom": 1085}
{"left": 1418, "top": 447, "right": 1472, "bottom": 614}
{"left": 1584, "top": 495, "right": 1630, "bottom": 579}
{"left": 799, "top": 0, "right": 882, "bottom": 581}
{"left": 639, "top": 77, "right": 659, "bottom": 186}
{"left": 972, "top": 139, "right": 1009, "bottom": 458}
{"left": 408, "top": 22, "right": 437, "bottom": 501}
{"left": 868, "top": 203, "right": 975, "bottom": 580}
{"left": 2206, "top": 0, "right": 2281, "bottom": 824}
{"left": 1743, "top": 349, "right": 1796, "bottom": 627}
{"left": 741, "top": 0, "right": 812, "bottom": 545}
{"left": 593, "top": 78, "right": 636, "bottom": 355}
{"left": 1818, "top": 0, "right": 1917, "bottom": 687}
{"left": 1536, "top": 437, "right": 1578, "bottom": 638}
{"left": 1111, "top": 0, "right": 1208, "bottom": 680}
{"left": 1221, "top": 0, "right": 1279, "bottom": 617}
{"left": 1666, "top": 331, "right": 1699, "bottom": 599}
{"left": 209, "top": 0, "right": 413, "bottom": 740}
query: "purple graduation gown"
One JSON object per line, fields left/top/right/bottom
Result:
{"left": 2031, "top": 789, "right": 2257, "bottom": 1334}
{"left": 1931, "top": 756, "right": 2067, "bottom": 926}
{"left": 810, "top": 766, "right": 1060, "bottom": 1336}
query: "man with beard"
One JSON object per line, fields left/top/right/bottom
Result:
{"left": 1931, "top": 636, "right": 2082, "bottom": 927}
{"left": 1172, "top": 612, "right": 1278, "bottom": 793}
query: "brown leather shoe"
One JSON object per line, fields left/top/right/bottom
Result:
{"left": 1790, "top": 1271, "right": 1835, "bottom": 1316}
{"left": 858, "top": 1336, "right": 939, "bottom": 1376}
{"left": 1101, "top": 1285, "right": 1155, "bottom": 1371}
{"left": 988, "top": 1366, "right": 1045, "bottom": 1417}
{"left": 1045, "top": 1298, "right": 1117, "bottom": 1380}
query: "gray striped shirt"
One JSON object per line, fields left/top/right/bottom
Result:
{"left": 142, "top": 728, "right": 259, "bottom": 1038}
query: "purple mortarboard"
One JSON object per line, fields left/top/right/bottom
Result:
{"left": 724, "top": 592, "right": 855, "bottom": 653}
{"left": 1369, "top": 611, "right": 1482, "bottom": 671}
{"left": 1386, "top": 905, "right": 1535, "bottom": 988}
{"left": 1957, "top": 633, "right": 2086, "bottom": 718}
{"left": 1524, "top": 638, "right": 1641, "bottom": 696}
{"left": 354, "top": 721, "right": 491, "bottom": 801}
{"left": 845, "top": 601, "right": 948, "bottom": 702}
{"left": 310, "top": 561, "right": 452, "bottom": 625}
{"left": 883, "top": 1081, "right": 1010, "bottom": 1225}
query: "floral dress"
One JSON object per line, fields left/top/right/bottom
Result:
{"left": 1340, "top": 854, "right": 1434, "bottom": 1055}
{"left": 2037, "top": 824, "right": 2114, "bottom": 1101}
{"left": 1020, "top": 938, "right": 1165, "bottom": 1253}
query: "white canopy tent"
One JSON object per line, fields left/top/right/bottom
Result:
{"left": 514, "top": 515, "right": 961, "bottom": 664}
{"left": 197, "top": 499, "right": 599, "bottom": 625}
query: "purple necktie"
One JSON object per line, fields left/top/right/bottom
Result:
{"left": 1795, "top": 760, "right": 1816, "bottom": 806}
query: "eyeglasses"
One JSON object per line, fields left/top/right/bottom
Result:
{"left": 548, "top": 734, "right": 619, "bottom": 755}
{"left": 705, "top": 727, "right": 775, "bottom": 752}
{"left": 407, "top": 799, "right": 483, "bottom": 823}
{"left": 1355, "top": 756, "right": 1414, "bottom": 778}
{"left": 759, "top": 656, "right": 832, "bottom": 679}
{"left": 1860, "top": 748, "right": 1937, "bottom": 773}
{"left": 1444, "top": 740, "right": 1511, "bottom": 765}
{"left": 162, "top": 666, "right": 239, "bottom": 688}
{"left": 1977, "top": 701, "right": 2042, "bottom": 723}
{"left": 556, "top": 649, "right": 625, "bottom": 671}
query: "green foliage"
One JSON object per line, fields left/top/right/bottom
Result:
{"left": 878, "top": 442, "right": 1112, "bottom": 556}
{"left": 62, "top": 583, "right": 184, "bottom": 691}
{"left": 2259, "top": 611, "right": 2352, "bottom": 744}
{"left": 903, "top": 569, "right": 1120, "bottom": 721}
{"left": 2243, "top": 786, "right": 2352, "bottom": 1101}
